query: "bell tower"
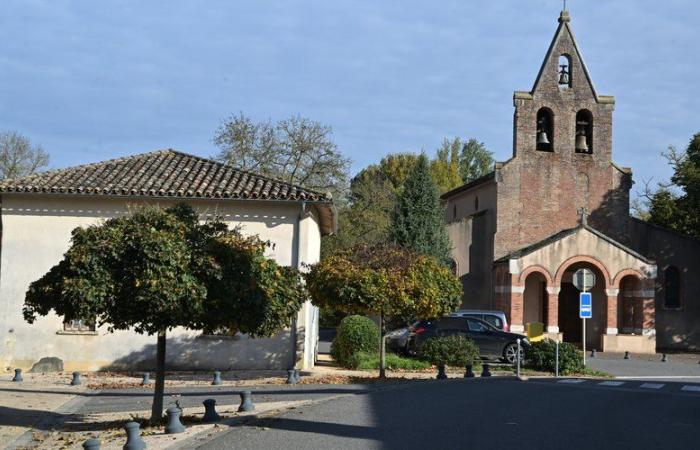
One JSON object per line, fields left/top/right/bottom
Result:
{"left": 512, "top": 9, "right": 615, "bottom": 161}
{"left": 493, "top": 9, "right": 632, "bottom": 259}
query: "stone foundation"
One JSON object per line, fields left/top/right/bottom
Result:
{"left": 601, "top": 334, "right": 656, "bottom": 354}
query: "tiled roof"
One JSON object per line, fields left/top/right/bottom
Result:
{"left": 0, "top": 149, "right": 333, "bottom": 203}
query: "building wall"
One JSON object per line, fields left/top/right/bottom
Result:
{"left": 629, "top": 219, "right": 700, "bottom": 350}
{"left": 445, "top": 182, "right": 497, "bottom": 309}
{"left": 0, "top": 195, "right": 321, "bottom": 372}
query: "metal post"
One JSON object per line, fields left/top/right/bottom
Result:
{"left": 516, "top": 339, "right": 521, "bottom": 378}
{"left": 582, "top": 317, "right": 586, "bottom": 367}
{"left": 555, "top": 340, "right": 560, "bottom": 378}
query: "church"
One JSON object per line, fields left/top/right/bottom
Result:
{"left": 443, "top": 10, "right": 700, "bottom": 353}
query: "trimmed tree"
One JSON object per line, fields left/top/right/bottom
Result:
{"left": 23, "top": 204, "right": 304, "bottom": 422}
{"left": 305, "top": 243, "right": 462, "bottom": 378}
{"left": 391, "top": 154, "right": 452, "bottom": 264}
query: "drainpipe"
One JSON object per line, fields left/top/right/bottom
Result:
{"left": 290, "top": 201, "right": 307, "bottom": 369}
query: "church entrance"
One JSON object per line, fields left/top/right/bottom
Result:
{"left": 558, "top": 263, "right": 606, "bottom": 350}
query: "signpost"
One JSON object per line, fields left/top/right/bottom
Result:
{"left": 573, "top": 268, "right": 596, "bottom": 366}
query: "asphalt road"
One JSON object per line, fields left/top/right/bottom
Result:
{"left": 199, "top": 378, "right": 700, "bottom": 450}
{"left": 586, "top": 353, "right": 700, "bottom": 383}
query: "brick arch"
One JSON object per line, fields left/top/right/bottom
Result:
{"left": 518, "top": 265, "right": 554, "bottom": 286}
{"left": 612, "top": 268, "right": 646, "bottom": 289}
{"left": 554, "top": 255, "right": 612, "bottom": 288}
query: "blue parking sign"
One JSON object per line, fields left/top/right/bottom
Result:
{"left": 579, "top": 292, "right": 592, "bottom": 318}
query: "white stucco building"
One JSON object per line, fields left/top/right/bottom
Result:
{"left": 0, "top": 149, "right": 335, "bottom": 373}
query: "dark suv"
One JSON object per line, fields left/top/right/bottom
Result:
{"left": 407, "top": 316, "right": 529, "bottom": 363}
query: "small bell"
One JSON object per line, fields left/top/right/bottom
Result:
{"left": 576, "top": 133, "right": 589, "bottom": 152}
{"left": 559, "top": 65, "right": 570, "bottom": 86}
{"left": 537, "top": 130, "right": 550, "bottom": 145}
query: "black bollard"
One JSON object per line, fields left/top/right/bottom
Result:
{"left": 436, "top": 364, "right": 447, "bottom": 380}
{"left": 464, "top": 364, "right": 475, "bottom": 378}
{"left": 140, "top": 373, "right": 151, "bottom": 386}
{"left": 285, "top": 369, "right": 297, "bottom": 385}
{"left": 211, "top": 371, "right": 222, "bottom": 386}
{"left": 624, "top": 351, "right": 630, "bottom": 360}
{"left": 12, "top": 368, "right": 23, "bottom": 382}
{"left": 165, "top": 406, "right": 186, "bottom": 434}
{"left": 71, "top": 371, "right": 81, "bottom": 386}
{"left": 202, "top": 399, "right": 221, "bottom": 423}
{"left": 661, "top": 353, "right": 668, "bottom": 362}
{"left": 238, "top": 391, "right": 255, "bottom": 412}
{"left": 123, "top": 421, "right": 146, "bottom": 450}
{"left": 481, "top": 364, "right": 492, "bottom": 377}
{"left": 294, "top": 369, "right": 301, "bottom": 383}
{"left": 590, "top": 349, "right": 596, "bottom": 358}
{"left": 82, "top": 438, "right": 101, "bottom": 450}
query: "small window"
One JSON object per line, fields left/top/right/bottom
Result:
{"left": 467, "top": 318, "right": 489, "bottom": 333}
{"left": 664, "top": 266, "right": 681, "bottom": 309}
{"left": 536, "top": 108, "right": 554, "bottom": 152}
{"left": 453, "top": 204, "right": 457, "bottom": 220}
{"left": 482, "top": 315, "right": 503, "bottom": 330}
{"left": 63, "top": 318, "right": 96, "bottom": 333}
{"left": 559, "top": 55, "right": 572, "bottom": 89}
{"left": 474, "top": 196, "right": 479, "bottom": 211}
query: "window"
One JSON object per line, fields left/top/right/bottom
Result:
{"left": 482, "top": 315, "right": 503, "bottom": 330}
{"left": 664, "top": 266, "right": 681, "bottom": 309}
{"left": 474, "top": 196, "right": 479, "bottom": 211}
{"left": 467, "top": 318, "right": 489, "bottom": 333}
{"left": 559, "top": 54, "right": 572, "bottom": 88}
{"left": 536, "top": 108, "right": 554, "bottom": 152}
{"left": 575, "top": 110, "right": 593, "bottom": 154}
{"left": 62, "top": 318, "right": 96, "bottom": 333}
{"left": 453, "top": 204, "right": 457, "bottom": 220}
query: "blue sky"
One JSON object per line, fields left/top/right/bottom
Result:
{"left": 1, "top": 0, "right": 698, "bottom": 195}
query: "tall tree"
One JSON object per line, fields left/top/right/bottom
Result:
{"left": 391, "top": 154, "right": 452, "bottom": 264}
{"left": 430, "top": 138, "right": 463, "bottom": 193}
{"left": 24, "top": 204, "right": 304, "bottom": 422}
{"left": 305, "top": 243, "right": 462, "bottom": 378}
{"left": 459, "top": 138, "right": 494, "bottom": 183}
{"left": 0, "top": 131, "right": 49, "bottom": 180}
{"left": 214, "top": 113, "right": 350, "bottom": 200}
{"left": 645, "top": 133, "right": 700, "bottom": 239}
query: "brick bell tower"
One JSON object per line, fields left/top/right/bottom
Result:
{"left": 494, "top": 9, "right": 633, "bottom": 259}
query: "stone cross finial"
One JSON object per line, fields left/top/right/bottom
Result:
{"left": 578, "top": 207, "right": 588, "bottom": 226}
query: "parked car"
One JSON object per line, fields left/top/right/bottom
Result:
{"left": 448, "top": 310, "right": 510, "bottom": 332}
{"left": 385, "top": 327, "right": 411, "bottom": 354}
{"left": 406, "top": 316, "right": 528, "bottom": 363}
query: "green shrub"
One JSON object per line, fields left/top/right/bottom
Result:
{"left": 330, "top": 315, "right": 380, "bottom": 367}
{"left": 419, "top": 335, "right": 480, "bottom": 368}
{"left": 524, "top": 339, "right": 584, "bottom": 375}
{"left": 349, "top": 351, "right": 432, "bottom": 370}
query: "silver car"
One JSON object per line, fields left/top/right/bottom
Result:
{"left": 448, "top": 310, "right": 510, "bottom": 332}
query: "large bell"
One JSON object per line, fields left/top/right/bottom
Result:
{"left": 559, "top": 70, "right": 570, "bottom": 85}
{"left": 576, "top": 133, "right": 589, "bottom": 152}
{"left": 537, "top": 130, "right": 550, "bottom": 145}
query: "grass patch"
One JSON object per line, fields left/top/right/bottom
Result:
{"left": 351, "top": 351, "right": 432, "bottom": 370}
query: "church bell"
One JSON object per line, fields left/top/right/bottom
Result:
{"left": 575, "top": 132, "right": 588, "bottom": 152}
{"left": 558, "top": 69, "right": 570, "bottom": 85}
{"left": 537, "top": 130, "right": 550, "bottom": 145}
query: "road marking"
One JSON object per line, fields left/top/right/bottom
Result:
{"left": 598, "top": 381, "right": 624, "bottom": 386}
{"left": 639, "top": 383, "right": 665, "bottom": 389}
{"left": 558, "top": 379, "right": 586, "bottom": 384}
{"left": 681, "top": 385, "right": 700, "bottom": 392}
{"left": 616, "top": 376, "right": 700, "bottom": 380}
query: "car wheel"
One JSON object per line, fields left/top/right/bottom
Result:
{"left": 503, "top": 343, "right": 521, "bottom": 364}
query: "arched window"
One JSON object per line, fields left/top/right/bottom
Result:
{"left": 559, "top": 54, "right": 572, "bottom": 88}
{"left": 575, "top": 110, "right": 593, "bottom": 154}
{"left": 664, "top": 266, "right": 681, "bottom": 309}
{"left": 536, "top": 108, "right": 554, "bottom": 152}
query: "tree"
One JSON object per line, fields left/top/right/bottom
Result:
{"left": 643, "top": 133, "right": 700, "bottom": 239}
{"left": 430, "top": 138, "right": 463, "bottom": 194}
{"left": 305, "top": 243, "right": 462, "bottom": 378}
{"left": 214, "top": 113, "right": 350, "bottom": 200}
{"left": 391, "top": 154, "right": 452, "bottom": 264}
{"left": 459, "top": 138, "right": 493, "bottom": 183}
{"left": 23, "top": 204, "right": 304, "bottom": 422}
{"left": 0, "top": 131, "right": 49, "bottom": 180}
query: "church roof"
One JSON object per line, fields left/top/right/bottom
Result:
{"left": 440, "top": 171, "right": 495, "bottom": 200}
{"left": 496, "top": 223, "right": 654, "bottom": 264}
{"left": 0, "top": 149, "right": 336, "bottom": 233}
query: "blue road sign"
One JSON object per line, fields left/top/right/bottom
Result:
{"left": 579, "top": 292, "right": 592, "bottom": 319}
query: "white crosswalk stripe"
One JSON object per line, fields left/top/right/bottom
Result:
{"left": 598, "top": 381, "right": 625, "bottom": 386}
{"left": 639, "top": 383, "right": 665, "bottom": 389}
{"left": 681, "top": 385, "right": 700, "bottom": 392}
{"left": 558, "top": 379, "right": 586, "bottom": 384}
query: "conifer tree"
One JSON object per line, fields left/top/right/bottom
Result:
{"left": 390, "top": 154, "right": 452, "bottom": 264}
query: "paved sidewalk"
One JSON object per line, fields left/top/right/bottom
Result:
{"left": 587, "top": 352, "right": 700, "bottom": 383}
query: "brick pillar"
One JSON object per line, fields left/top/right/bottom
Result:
{"left": 641, "top": 279, "right": 656, "bottom": 336}
{"left": 509, "top": 285, "right": 525, "bottom": 333}
{"left": 605, "top": 288, "right": 619, "bottom": 335}
{"left": 545, "top": 287, "right": 560, "bottom": 333}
